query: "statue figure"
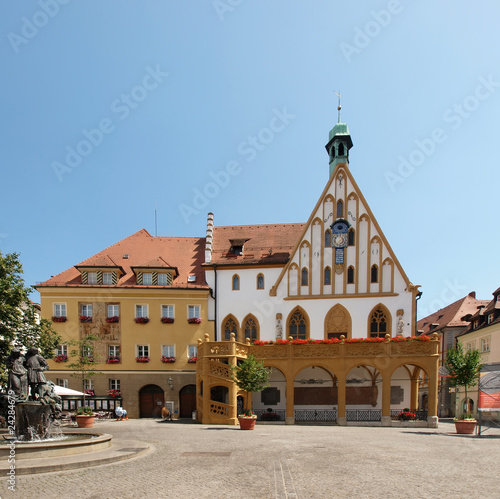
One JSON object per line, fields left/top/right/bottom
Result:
{"left": 397, "top": 316, "right": 404, "bottom": 336}
{"left": 39, "top": 381, "right": 63, "bottom": 418}
{"left": 6, "top": 348, "right": 28, "bottom": 401}
{"left": 276, "top": 317, "right": 283, "bottom": 340}
{"left": 24, "top": 347, "right": 49, "bottom": 401}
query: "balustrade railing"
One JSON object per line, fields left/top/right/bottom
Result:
{"left": 294, "top": 409, "right": 338, "bottom": 422}
{"left": 346, "top": 409, "right": 381, "bottom": 421}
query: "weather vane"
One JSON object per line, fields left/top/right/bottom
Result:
{"left": 335, "top": 91, "right": 341, "bottom": 123}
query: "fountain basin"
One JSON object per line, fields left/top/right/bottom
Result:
{"left": 0, "top": 430, "right": 112, "bottom": 459}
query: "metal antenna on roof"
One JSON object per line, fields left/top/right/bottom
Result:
{"left": 335, "top": 91, "right": 341, "bottom": 123}
{"left": 154, "top": 202, "right": 158, "bottom": 237}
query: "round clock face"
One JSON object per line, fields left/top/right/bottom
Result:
{"left": 333, "top": 234, "right": 347, "bottom": 248}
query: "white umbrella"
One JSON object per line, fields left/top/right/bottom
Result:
{"left": 52, "top": 385, "right": 85, "bottom": 396}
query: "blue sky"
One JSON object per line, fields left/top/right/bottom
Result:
{"left": 1, "top": 1, "right": 498, "bottom": 319}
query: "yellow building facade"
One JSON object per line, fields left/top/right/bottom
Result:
{"left": 36, "top": 231, "right": 213, "bottom": 419}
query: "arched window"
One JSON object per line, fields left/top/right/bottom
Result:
{"left": 223, "top": 316, "right": 238, "bottom": 341}
{"left": 325, "top": 304, "right": 351, "bottom": 340}
{"left": 243, "top": 316, "right": 259, "bottom": 342}
{"left": 337, "top": 200, "right": 343, "bottom": 218}
{"left": 338, "top": 143, "right": 345, "bottom": 156}
{"left": 232, "top": 274, "right": 240, "bottom": 290}
{"left": 301, "top": 268, "right": 308, "bottom": 286}
{"left": 371, "top": 265, "right": 378, "bottom": 283}
{"left": 324, "top": 267, "right": 331, "bottom": 285}
{"left": 325, "top": 230, "right": 332, "bottom": 247}
{"left": 256, "top": 274, "right": 264, "bottom": 290}
{"left": 288, "top": 308, "right": 307, "bottom": 339}
{"left": 347, "top": 266, "right": 355, "bottom": 284}
{"left": 369, "top": 308, "right": 388, "bottom": 338}
{"left": 348, "top": 228, "right": 355, "bottom": 246}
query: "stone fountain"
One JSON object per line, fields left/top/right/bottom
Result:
{"left": 1, "top": 347, "right": 61, "bottom": 441}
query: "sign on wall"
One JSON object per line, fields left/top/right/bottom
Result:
{"left": 478, "top": 363, "right": 500, "bottom": 412}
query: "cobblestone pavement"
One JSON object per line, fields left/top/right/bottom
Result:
{"left": 1, "top": 419, "right": 499, "bottom": 499}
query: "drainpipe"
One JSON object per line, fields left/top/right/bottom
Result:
{"left": 415, "top": 291, "right": 423, "bottom": 336}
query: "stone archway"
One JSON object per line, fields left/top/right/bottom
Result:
{"left": 139, "top": 384, "right": 164, "bottom": 418}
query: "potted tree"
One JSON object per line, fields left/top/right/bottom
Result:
{"left": 444, "top": 342, "right": 483, "bottom": 434}
{"left": 231, "top": 354, "right": 270, "bottom": 430}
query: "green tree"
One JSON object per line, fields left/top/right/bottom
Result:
{"left": 0, "top": 252, "right": 60, "bottom": 384}
{"left": 444, "top": 342, "right": 483, "bottom": 417}
{"left": 66, "top": 333, "right": 102, "bottom": 404}
{"left": 231, "top": 354, "right": 270, "bottom": 416}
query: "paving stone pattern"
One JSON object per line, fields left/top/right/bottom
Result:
{"left": 1, "top": 419, "right": 499, "bottom": 499}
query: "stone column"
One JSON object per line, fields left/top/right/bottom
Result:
{"left": 337, "top": 372, "right": 346, "bottom": 426}
{"left": 285, "top": 375, "right": 295, "bottom": 425}
{"left": 381, "top": 371, "right": 392, "bottom": 426}
{"left": 427, "top": 363, "right": 439, "bottom": 428}
{"left": 228, "top": 334, "right": 238, "bottom": 425}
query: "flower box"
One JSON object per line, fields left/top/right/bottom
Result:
{"left": 52, "top": 316, "right": 67, "bottom": 322}
{"left": 54, "top": 354, "right": 68, "bottom": 363}
{"left": 107, "top": 389, "right": 121, "bottom": 398}
{"left": 136, "top": 356, "right": 150, "bottom": 363}
{"left": 135, "top": 317, "right": 149, "bottom": 324}
{"left": 80, "top": 315, "right": 92, "bottom": 323}
{"left": 106, "top": 356, "right": 120, "bottom": 364}
{"left": 161, "top": 317, "right": 175, "bottom": 324}
{"left": 187, "top": 357, "right": 197, "bottom": 363}
{"left": 187, "top": 317, "right": 202, "bottom": 324}
{"left": 106, "top": 316, "right": 119, "bottom": 323}
{"left": 84, "top": 389, "right": 95, "bottom": 396}
{"left": 161, "top": 356, "right": 176, "bottom": 363}
{"left": 398, "top": 411, "right": 416, "bottom": 421}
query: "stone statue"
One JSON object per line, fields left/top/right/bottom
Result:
{"left": 24, "top": 347, "right": 49, "bottom": 401}
{"left": 276, "top": 316, "right": 283, "bottom": 340}
{"left": 6, "top": 348, "right": 28, "bottom": 401}
{"left": 397, "top": 316, "right": 404, "bottom": 336}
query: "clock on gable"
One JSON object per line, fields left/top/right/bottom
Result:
{"left": 330, "top": 219, "right": 351, "bottom": 274}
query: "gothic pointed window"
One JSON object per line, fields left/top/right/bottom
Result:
{"left": 223, "top": 316, "right": 238, "bottom": 341}
{"left": 324, "top": 267, "right": 331, "bottom": 285}
{"left": 369, "top": 308, "right": 388, "bottom": 338}
{"left": 348, "top": 228, "right": 355, "bottom": 246}
{"left": 325, "top": 230, "right": 332, "bottom": 247}
{"left": 256, "top": 273, "right": 264, "bottom": 289}
{"left": 301, "top": 268, "right": 308, "bottom": 286}
{"left": 243, "top": 316, "right": 258, "bottom": 342}
{"left": 371, "top": 265, "right": 378, "bottom": 283}
{"left": 288, "top": 309, "right": 307, "bottom": 339}
{"left": 347, "top": 266, "right": 355, "bottom": 284}
{"left": 232, "top": 274, "right": 240, "bottom": 290}
{"left": 337, "top": 200, "right": 343, "bottom": 218}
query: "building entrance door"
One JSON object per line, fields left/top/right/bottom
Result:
{"left": 179, "top": 384, "right": 196, "bottom": 418}
{"left": 139, "top": 384, "right": 164, "bottom": 418}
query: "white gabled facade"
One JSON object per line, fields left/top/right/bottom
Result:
{"left": 204, "top": 119, "right": 420, "bottom": 343}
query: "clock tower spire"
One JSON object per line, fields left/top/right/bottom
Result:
{"left": 325, "top": 92, "right": 353, "bottom": 177}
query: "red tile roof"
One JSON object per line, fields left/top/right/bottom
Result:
{"left": 36, "top": 229, "right": 208, "bottom": 289}
{"left": 417, "top": 292, "right": 489, "bottom": 335}
{"left": 208, "top": 223, "right": 305, "bottom": 266}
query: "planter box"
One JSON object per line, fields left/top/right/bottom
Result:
{"left": 238, "top": 416, "right": 257, "bottom": 430}
{"left": 454, "top": 420, "right": 477, "bottom": 434}
{"left": 75, "top": 415, "right": 95, "bottom": 428}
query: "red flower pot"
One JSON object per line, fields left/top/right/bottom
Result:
{"left": 454, "top": 420, "right": 477, "bottom": 434}
{"left": 238, "top": 416, "right": 257, "bottom": 430}
{"left": 75, "top": 415, "right": 95, "bottom": 428}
